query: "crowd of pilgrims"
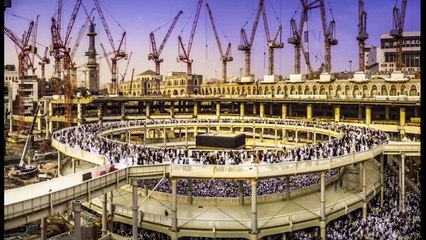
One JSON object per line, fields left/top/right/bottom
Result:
{"left": 53, "top": 118, "right": 389, "bottom": 167}
{"left": 110, "top": 164, "right": 421, "bottom": 240}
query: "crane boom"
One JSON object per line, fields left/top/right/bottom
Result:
{"left": 121, "top": 51, "right": 132, "bottom": 82}
{"left": 262, "top": 3, "right": 283, "bottom": 75}
{"left": 158, "top": 11, "right": 183, "bottom": 56}
{"left": 31, "top": 15, "right": 40, "bottom": 75}
{"left": 64, "top": 0, "right": 82, "bottom": 47}
{"left": 206, "top": 2, "right": 233, "bottom": 82}
{"left": 71, "top": 8, "right": 94, "bottom": 60}
{"left": 100, "top": 43, "right": 112, "bottom": 73}
{"left": 93, "top": 0, "right": 116, "bottom": 52}
{"left": 187, "top": 0, "right": 203, "bottom": 56}
{"left": 149, "top": 10, "right": 183, "bottom": 74}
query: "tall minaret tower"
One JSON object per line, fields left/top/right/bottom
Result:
{"left": 85, "top": 19, "right": 99, "bottom": 93}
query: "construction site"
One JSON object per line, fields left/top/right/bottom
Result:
{"left": 3, "top": 0, "right": 421, "bottom": 240}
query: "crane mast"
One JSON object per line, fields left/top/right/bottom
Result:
{"left": 319, "top": 0, "right": 338, "bottom": 74}
{"left": 390, "top": 0, "right": 407, "bottom": 71}
{"left": 238, "top": 0, "right": 264, "bottom": 79}
{"left": 206, "top": 3, "right": 233, "bottom": 83}
{"left": 262, "top": 4, "right": 283, "bottom": 76}
{"left": 288, "top": 0, "right": 320, "bottom": 75}
{"left": 177, "top": 0, "right": 203, "bottom": 94}
{"left": 357, "top": 0, "right": 368, "bottom": 72}
{"left": 149, "top": 10, "right": 183, "bottom": 75}
{"left": 93, "top": 0, "right": 127, "bottom": 95}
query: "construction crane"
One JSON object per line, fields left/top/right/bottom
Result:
{"left": 238, "top": 0, "right": 264, "bottom": 79}
{"left": 35, "top": 47, "right": 50, "bottom": 97}
{"left": 357, "top": 0, "right": 368, "bottom": 72}
{"left": 206, "top": 3, "right": 233, "bottom": 83}
{"left": 4, "top": 21, "right": 36, "bottom": 133}
{"left": 177, "top": 0, "right": 203, "bottom": 95}
{"left": 390, "top": 0, "right": 407, "bottom": 71}
{"left": 261, "top": 2, "right": 283, "bottom": 76}
{"left": 319, "top": 0, "right": 338, "bottom": 73}
{"left": 51, "top": 0, "right": 83, "bottom": 127}
{"left": 120, "top": 51, "right": 132, "bottom": 83}
{"left": 149, "top": 10, "right": 183, "bottom": 75}
{"left": 288, "top": 0, "right": 321, "bottom": 75}
{"left": 71, "top": 9, "right": 95, "bottom": 61}
{"left": 93, "top": 0, "right": 127, "bottom": 95}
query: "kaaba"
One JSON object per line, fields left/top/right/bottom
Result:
{"left": 196, "top": 133, "right": 246, "bottom": 149}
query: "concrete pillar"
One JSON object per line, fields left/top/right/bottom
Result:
{"left": 163, "top": 128, "right": 167, "bottom": 148}
{"left": 288, "top": 104, "right": 293, "bottom": 116}
{"left": 306, "top": 104, "right": 313, "bottom": 121}
{"left": 239, "top": 180, "right": 244, "bottom": 206}
{"left": 132, "top": 179, "right": 138, "bottom": 240}
{"left": 97, "top": 107, "right": 103, "bottom": 124}
{"left": 57, "top": 152, "right": 61, "bottom": 177}
{"left": 40, "top": 217, "right": 47, "bottom": 240}
{"left": 187, "top": 179, "right": 193, "bottom": 205}
{"left": 146, "top": 102, "right": 150, "bottom": 118}
{"left": 72, "top": 158, "right": 76, "bottom": 173}
{"left": 295, "top": 130, "right": 298, "bottom": 143}
{"left": 171, "top": 178, "right": 178, "bottom": 232}
{"left": 231, "top": 103, "right": 235, "bottom": 114}
{"left": 365, "top": 106, "right": 371, "bottom": 124}
{"left": 77, "top": 103, "right": 82, "bottom": 126}
{"left": 193, "top": 102, "right": 198, "bottom": 117}
{"left": 260, "top": 103, "right": 265, "bottom": 118}
{"left": 334, "top": 105, "right": 340, "bottom": 122}
{"left": 216, "top": 102, "right": 221, "bottom": 118}
{"left": 253, "top": 103, "right": 257, "bottom": 115}
{"left": 286, "top": 176, "right": 290, "bottom": 200}
{"left": 73, "top": 200, "right": 82, "bottom": 240}
{"left": 380, "top": 155, "right": 384, "bottom": 207}
{"left": 274, "top": 127, "right": 278, "bottom": 149}
{"left": 269, "top": 103, "right": 273, "bottom": 115}
{"left": 358, "top": 105, "right": 363, "bottom": 119}
{"left": 414, "top": 107, "right": 419, "bottom": 117}
{"left": 385, "top": 106, "right": 390, "bottom": 120}
{"left": 252, "top": 127, "right": 256, "bottom": 147}
{"left": 282, "top": 104, "right": 287, "bottom": 119}
{"left": 109, "top": 191, "right": 114, "bottom": 229}
{"left": 361, "top": 162, "right": 367, "bottom": 220}
{"left": 170, "top": 103, "right": 175, "bottom": 118}
{"left": 320, "top": 171, "right": 326, "bottom": 239}
{"left": 240, "top": 102, "right": 245, "bottom": 118}
{"left": 120, "top": 103, "right": 125, "bottom": 121}
{"left": 399, "top": 107, "right": 406, "bottom": 126}
{"left": 251, "top": 179, "right": 258, "bottom": 235}
{"left": 260, "top": 127, "right": 264, "bottom": 142}
{"left": 400, "top": 154, "right": 405, "bottom": 213}
{"left": 185, "top": 125, "right": 188, "bottom": 146}
{"left": 313, "top": 131, "right": 317, "bottom": 144}
{"left": 102, "top": 193, "right": 108, "bottom": 236}
{"left": 48, "top": 102, "right": 53, "bottom": 136}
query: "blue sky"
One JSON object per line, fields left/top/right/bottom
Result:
{"left": 4, "top": 0, "right": 421, "bottom": 86}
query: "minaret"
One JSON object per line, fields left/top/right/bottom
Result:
{"left": 85, "top": 20, "right": 99, "bottom": 93}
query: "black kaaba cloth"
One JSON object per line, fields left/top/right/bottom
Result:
{"left": 196, "top": 133, "right": 246, "bottom": 149}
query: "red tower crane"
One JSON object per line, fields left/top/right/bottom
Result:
{"left": 206, "top": 3, "right": 233, "bottom": 83}
{"left": 357, "top": 0, "right": 368, "bottom": 72}
{"left": 35, "top": 47, "right": 50, "bottom": 98}
{"left": 149, "top": 10, "right": 183, "bottom": 75}
{"left": 51, "top": 0, "right": 83, "bottom": 127}
{"left": 238, "top": 0, "right": 264, "bottom": 80}
{"left": 261, "top": 2, "right": 283, "bottom": 76}
{"left": 288, "top": 0, "right": 321, "bottom": 75}
{"left": 390, "top": 0, "right": 407, "bottom": 71}
{"left": 93, "top": 0, "right": 127, "bottom": 95}
{"left": 4, "top": 21, "right": 36, "bottom": 132}
{"left": 178, "top": 0, "right": 203, "bottom": 95}
{"left": 319, "top": 0, "right": 338, "bottom": 73}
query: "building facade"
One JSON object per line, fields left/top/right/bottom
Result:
{"left": 119, "top": 70, "right": 162, "bottom": 96}
{"left": 366, "top": 31, "right": 420, "bottom": 73}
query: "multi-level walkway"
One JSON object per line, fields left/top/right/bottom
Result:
{"left": 4, "top": 118, "right": 420, "bottom": 240}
